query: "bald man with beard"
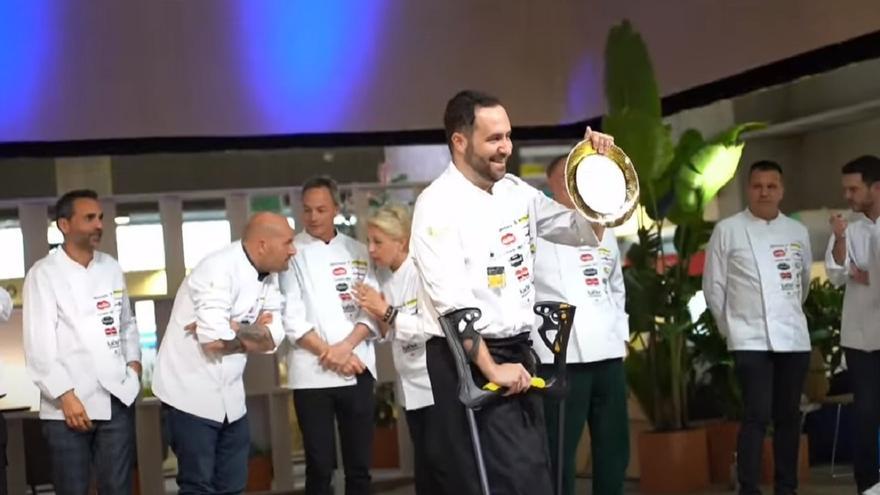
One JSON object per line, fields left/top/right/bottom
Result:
{"left": 153, "top": 212, "right": 297, "bottom": 494}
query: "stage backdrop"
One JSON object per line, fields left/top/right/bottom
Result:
{"left": 1, "top": 0, "right": 878, "bottom": 142}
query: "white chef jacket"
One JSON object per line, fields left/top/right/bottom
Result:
{"left": 824, "top": 213, "right": 880, "bottom": 351}
{"left": 23, "top": 248, "right": 141, "bottom": 420}
{"left": 152, "top": 241, "right": 285, "bottom": 423}
{"left": 532, "top": 230, "right": 628, "bottom": 363}
{"left": 281, "top": 231, "right": 379, "bottom": 390}
{"left": 412, "top": 162, "right": 600, "bottom": 340}
{"left": 0, "top": 287, "right": 13, "bottom": 398}
{"left": 703, "top": 209, "right": 812, "bottom": 352}
{"left": 375, "top": 254, "right": 433, "bottom": 410}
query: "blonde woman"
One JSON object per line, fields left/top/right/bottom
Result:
{"left": 353, "top": 204, "right": 437, "bottom": 494}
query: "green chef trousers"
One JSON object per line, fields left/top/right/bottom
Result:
{"left": 541, "top": 358, "right": 630, "bottom": 495}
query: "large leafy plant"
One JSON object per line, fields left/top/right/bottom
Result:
{"left": 803, "top": 277, "right": 844, "bottom": 376}
{"left": 603, "top": 20, "right": 762, "bottom": 431}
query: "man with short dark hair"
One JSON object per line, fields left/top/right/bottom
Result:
{"left": 704, "top": 162, "right": 812, "bottom": 495}
{"left": 281, "top": 175, "right": 379, "bottom": 495}
{"left": 23, "top": 189, "right": 142, "bottom": 495}
{"left": 825, "top": 155, "right": 880, "bottom": 495}
{"left": 411, "top": 90, "right": 612, "bottom": 495}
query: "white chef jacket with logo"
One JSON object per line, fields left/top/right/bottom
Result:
{"left": 23, "top": 249, "right": 141, "bottom": 420}
{"left": 0, "top": 287, "right": 13, "bottom": 398}
{"left": 152, "top": 241, "right": 286, "bottom": 423}
{"left": 376, "top": 254, "right": 433, "bottom": 410}
{"left": 281, "top": 231, "right": 379, "bottom": 390}
{"left": 824, "top": 213, "right": 880, "bottom": 351}
{"left": 412, "top": 162, "right": 600, "bottom": 340}
{"left": 703, "top": 209, "right": 812, "bottom": 352}
{"left": 532, "top": 230, "right": 628, "bottom": 363}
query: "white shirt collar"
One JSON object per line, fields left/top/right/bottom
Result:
{"left": 744, "top": 207, "right": 782, "bottom": 225}
{"left": 391, "top": 253, "right": 413, "bottom": 275}
{"left": 446, "top": 161, "right": 497, "bottom": 197}
{"left": 302, "top": 229, "right": 341, "bottom": 246}
{"left": 55, "top": 245, "right": 98, "bottom": 271}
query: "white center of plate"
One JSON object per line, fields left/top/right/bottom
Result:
{"left": 574, "top": 155, "right": 626, "bottom": 214}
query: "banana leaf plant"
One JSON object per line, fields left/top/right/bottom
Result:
{"left": 603, "top": 20, "right": 763, "bottom": 431}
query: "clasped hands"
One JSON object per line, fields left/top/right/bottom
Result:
{"left": 319, "top": 340, "right": 366, "bottom": 377}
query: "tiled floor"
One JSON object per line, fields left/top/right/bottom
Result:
{"left": 376, "top": 465, "right": 857, "bottom": 494}
{"left": 35, "top": 465, "right": 857, "bottom": 494}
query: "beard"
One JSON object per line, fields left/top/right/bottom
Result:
{"left": 464, "top": 142, "right": 507, "bottom": 184}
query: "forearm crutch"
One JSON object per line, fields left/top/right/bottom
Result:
{"left": 438, "top": 308, "right": 493, "bottom": 495}
{"left": 438, "top": 303, "right": 575, "bottom": 495}
{"left": 533, "top": 301, "right": 577, "bottom": 495}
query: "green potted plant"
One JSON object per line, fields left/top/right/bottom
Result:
{"left": 372, "top": 381, "right": 400, "bottom": 469}
{"left": 602, "top": 20, "right": 762, "bottom": 493}
{"left": 803, "top": 277, "right": 844, "bottom": 400}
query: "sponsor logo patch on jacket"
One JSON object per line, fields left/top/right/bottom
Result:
{"left": 501, "top": 233, "right": 516, "bottom": 245}
{"left": 333, "top": 267, "right": 347, "bottom": 276}
{"left": 580, "top": 253, "right": 593, "bottom": 262}
{"left": 336, "top": 283, "right": 348, "bottom": 292}
{"left": 96, "top": 300, "right": 110, "bottom": 310}
{"left": 102, "top": 316, "right": 114, "bottom": 325}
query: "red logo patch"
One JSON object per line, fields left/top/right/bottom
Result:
{"left": 515, "top": 267, "right": 530, "bottom": 281}
{"left": 104, "top": 327, "right": 117, "bottom": 336}
{"left": 501, "top": 233, "right": 516, "bottom": 245}
{"left": 339, "top": 293, "right": 352, "bottom": 301}
{"left": 780, "top": 272, "right": 792, "bottom": 280}
{"left": 333, "top": 267, "right": 347, "bottom": 276}
{"left": 580, "top": 253, "right": 593, "bottom": 262}
{"left": 585, "top": 278, "right": 600, "bottom": 286}
{"left": 96, "top": 300, "right": 110, "bottom": 310}
{"left": 773, "top": 249, "right": 786, "bottom": 258}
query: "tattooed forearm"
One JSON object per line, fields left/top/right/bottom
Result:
{"left": 236, "top": 324, "right": 275, "bottom": 352}
{"left": 201, "top": 337, "right": 245, "bottom": 356}
{"left": 223, "top": 337, "right": 246, "bottom": 354}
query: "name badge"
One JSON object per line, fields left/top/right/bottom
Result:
{"left": 487, "top": 266, "right": 506, "bottom": 289}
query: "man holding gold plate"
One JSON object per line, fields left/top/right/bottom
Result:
{"left": 411, "top": 89, "right": 638, "bottom": 495}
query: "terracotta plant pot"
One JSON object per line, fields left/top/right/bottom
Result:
{"left": 760, "top": 434, "right": 810, "bottom": 484}
{"left": 246, "top": 455, "right": 273, "bottom": 491}
{"left": 804, "top": 349, "right": 829, "bottom": 402}
{"left": 372, "top": 424, "right": 400, "bottom": 469}
{"left": 706, "top": 420, "right": 740, "bottom": 485}
{"left": 132, "top": 468, "right": 141, "bottom": 495}
{"left": 638, "top": 428, "right": 711, "bottom": 493}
